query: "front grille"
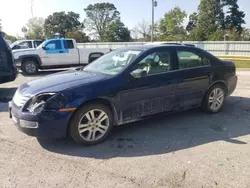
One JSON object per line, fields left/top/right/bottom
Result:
{"left": 12, "top": 90, "right": 32, "bottom": 107}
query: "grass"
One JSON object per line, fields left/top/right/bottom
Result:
{"left": 217, "top": 55, "right": 250, "bottom": 59}
{"left": 216, "top": 56, "right": 250, "bottom": 68}
{"left": 232, "top": 60, "right": 250, "bottom": 68}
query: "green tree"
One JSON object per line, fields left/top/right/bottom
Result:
{"left": 222, "top": 27, "right": 250, "bottom": 41}
{"left": 84, "top": 3, "right": 120, "bottom": 41}
{"left": 193, "top": 0, "right": 246, "bottom": 41}
{"left": 224, "top": 0, "right": 245, "bottom": 32}
{"left": 65, "top": 29, "right": 90, "bottom": 42}
{"left": 196, "top": 0, "right": 224, "bottom": 40}
{"left": 25, "top": 17, "right": 45, "bottom": 40}
{"left": 102, "top": 19, "right": 131, "bottom": 42}
{"left": 44, "top": 11, "right": 83, "bottom": 38}
{"left": 186, "top": 12, "right": 198, "bottom": 33}
{"left": 4, "top": 34, "right": 17, "bottom": 42}
{"left": 159, "top": 7, "right": 187, "bottom": 41}
{"left": 241, "top": 28, "right": 250, "bottom": 41}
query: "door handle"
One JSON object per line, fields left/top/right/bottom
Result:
{"left": 59, "top": 51, "right": 64, "bottom": 53}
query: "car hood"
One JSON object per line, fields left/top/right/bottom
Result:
{"left": 12, "top": 49, "right": 36, "bottom": 53}
{"left": 18, "top": 70, "right": 107, "bottom": 96}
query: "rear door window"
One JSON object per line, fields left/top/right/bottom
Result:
{"left": 63, "top": 40, "right": 74, "bottom": 49}
{"left": 177, "top": 50, "right": 210, "bottom": 69}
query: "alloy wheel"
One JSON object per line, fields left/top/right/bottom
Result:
{"left": 208, "top": 88, "right": 225, "bottom": 112}
{"left": 78, "top": 109, "right": 110, "bottom": 141}
{"left": 25, "top": 62, "right": 36, "bottom": 74}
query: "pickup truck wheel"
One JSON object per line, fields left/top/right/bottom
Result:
{"left": 70, "top": 103, "right": 113, "bottom": 145}
{"left": 22, "top": 60, "right": 38, "bottom": 75}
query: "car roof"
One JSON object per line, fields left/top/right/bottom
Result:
{"left": 49, "top": 38, "right": 73, "bottom": 40}
{"left": 119, "top": 43, "right": 197, "bottom": 51}
{"left": 145, "top": 42, "right": 196, "bottom": 47}
{"left": 12, "top": 40, "right": 43, "bottom": 45}
{"left": 18, "top": 39, "right": 42, "bottom": 42}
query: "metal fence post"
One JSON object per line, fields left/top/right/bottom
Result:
{"left": 225, "top": 42, "right": 229, "bottom": 55}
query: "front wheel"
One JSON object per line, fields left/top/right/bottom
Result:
{"left": 21, "top": 60, "right": 39, "bottom": 75}
{"left": 70, "top": 103, "right": 113, "bottom": 145}
{"left": 203, "top": 84, "right": 226, "bottom": 113}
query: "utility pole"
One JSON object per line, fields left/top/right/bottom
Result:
{"left": 31, "top": 0, "right": 34, "bottom": 18}
{"left": 151, "top": 0, "right": 157, "bottom": 42}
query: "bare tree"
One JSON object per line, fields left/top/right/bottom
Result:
{"left": 136, "top": 19, "right": 150, "bottom": 39}
{"left": 130, "top": 27, "right": 139, "bottom": 40}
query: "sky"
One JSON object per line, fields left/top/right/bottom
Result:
{"left": 0, "top": 0, "right": 249, "bottom": 36}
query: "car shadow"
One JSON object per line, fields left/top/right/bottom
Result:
{"left": 38, "top": 96, "right": 250, "bottom": 159}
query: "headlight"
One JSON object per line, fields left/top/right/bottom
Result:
{"left": 25, "top": 93, "right": 57, "bottom": 113}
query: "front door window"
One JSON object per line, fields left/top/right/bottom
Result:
{"left": 45, "top": 40, "right": 62, "bottom": 50}
{"left": 135, "top": 51, "right": 172, "bottom": 75}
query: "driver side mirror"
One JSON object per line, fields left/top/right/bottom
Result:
{"left": 130, "top": 69, "right": 147, "bottom": 79}
{"left": 42, "top": 45, "right": 46, "bottom": 50}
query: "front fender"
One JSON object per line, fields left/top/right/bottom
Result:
{"left": 15, "top": 54, "right": 42, "bottom": 66}
{"left": 63, "top": 95, "right": 120, "bottom": 126}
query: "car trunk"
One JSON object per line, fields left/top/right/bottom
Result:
{"left": 221, "top": 60, "right": 236, "bottom": 76}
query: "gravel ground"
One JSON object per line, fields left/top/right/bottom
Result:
{"left": 0, "top": 70, "right": 250, "bottom": 188}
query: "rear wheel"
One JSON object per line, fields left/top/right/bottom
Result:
{"left": 203, "top": 84, "right": 226, "bottom": 113}
{"left": 22, "top": 60, "right": 38, "bottom": 75}
{"left": 70, "top": 103, "right": 113, "bottom": 145}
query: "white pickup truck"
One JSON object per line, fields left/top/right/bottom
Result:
{"left": 12, "top": 38, "right": 111, "bottom": 75}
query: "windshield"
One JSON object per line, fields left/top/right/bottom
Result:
{"left": 10, "top": 40, "right": 33, "bottom": 50}
{"left": 10, "top": 40, "right": 20, "bottom": 48}
{"left": 84, "top": 49, "right": 142, "bottom": 75}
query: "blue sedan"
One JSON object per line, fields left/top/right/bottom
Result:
{"left": 9, "top": 44, "right": 237, "bottom": 145}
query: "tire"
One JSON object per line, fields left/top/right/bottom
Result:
{"left": 21, "top": 60, "right": 39, "bottom": 75}
{"left": 69, "top": 103, "right": 114, "bottom": 145}
{"left": 203, "top": 84, "right": 226, "bottom": 113}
